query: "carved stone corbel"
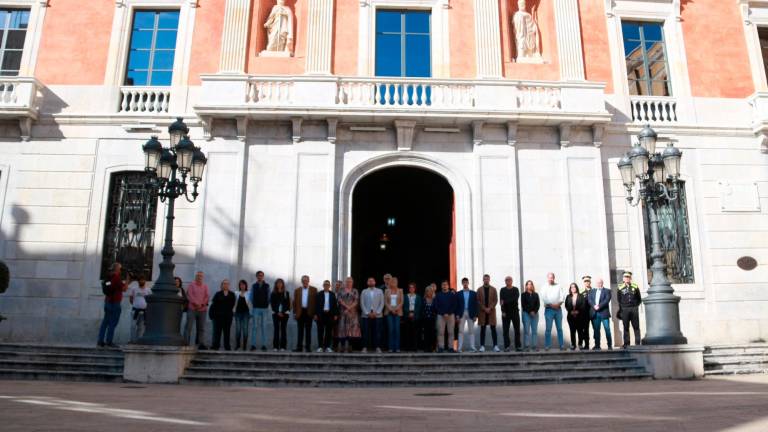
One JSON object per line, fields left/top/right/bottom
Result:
{"left": 291, "top": 117, "right": 303, "bottom": 143}
{"left": 327, "top": 118, "right": 338, "bottom": 144}
{"left": 604, "top": 0, "right": 614, "bottom": 17}
{"left": 19, "top": 118, "right": 32, "bottom": 142}
{"left": 395, "top": 120, "right": 416, "bottom": 151}
{"left": 759, "top": 133, "right": 768, "bottom": 154}
{"left": 236, "top": 117, "right": 247, "bottom": 141}
{"left": 201, "top": 116, "right": 213, "bottom": 141}
{"left": 559, "top": 124, "right": 571, "bottom": 148}
{"left": 472, "top": 120, "right": 484, "bottom": 146}
{"left": 739, "top": 0, "right": 751, "bottom": 25}
{"left": 506, "top": 121, "right": 518, "bottom": 146}
{"left": 592, "top": 124, "right": 605, "bottom": 148}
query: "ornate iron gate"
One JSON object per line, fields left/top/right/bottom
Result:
{"left": 100, "top": 171, "right": 158, "bottom": 280}
{"left": 642, "top": 182, "right": 695, "bottom": 284}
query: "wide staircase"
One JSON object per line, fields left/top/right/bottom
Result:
{"left": 180, "top": 350, "right": 652, "bottom": 387}
{"left": 704, "top": 344, "right": 768, "bottom": 375}
{"left": 0, "top": 343, "right": 124, "bottom": 382}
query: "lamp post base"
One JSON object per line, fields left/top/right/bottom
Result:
{"left": 641, "top": 291, "right": 688, "bottom": 346}
{"left": 137, "top": 293, "right": 185, "bottom": 346}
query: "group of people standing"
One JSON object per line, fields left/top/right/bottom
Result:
{"left": 98, "top": 263, "right": 644, "bottom": 352}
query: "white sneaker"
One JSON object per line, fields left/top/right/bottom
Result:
{"left": 375, "top": 348, "right": 382, "bottom": 354}
{"left": 457, "top": 349, "right": 463, "bottom": 353}
{"left": 479, "top": 346, "right": 486, "bottom": 352}
{"left": 493, "top": 346, "right": 501, "bottom": 352}
{"left": 326, "top": 348, "right": 333, "bottom": 353}
{"left": 362, "top": 348, "right": 368, "bottom": 353}
{"left": 470, "top": 347, "right": 477, "bottom": 353}
{"left": 316, "top": 348, "right": 324, "bottom": 353}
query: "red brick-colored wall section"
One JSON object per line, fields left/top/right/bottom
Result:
{"left": 333, "top": 0, "right": 358, "bottom": 75}
{"left": 247, "top": 0, "right": 306, "bottom": 75}
{"left": 579, "top": 0, "right": 612, "bottom": 93}
{"left": 682, "top": 0, "right": 753, "bottom": 98}
{"left": 449, "top": 0, "right": 476, "bottom": 78}
{"left": 35, "top": 1, "right": 114, "bottom": 84}
{"left": 501, "top": 0, "right": 559, "bottom": 81}
{"left": 188, "top": 0, "right": 226, "bottom": 84}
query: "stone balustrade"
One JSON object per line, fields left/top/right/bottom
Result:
{"left": 0, "top": 77, "right": 41, "bottom": 141}
{"left": 118, "top": 86, "right": 171, "bottom": 113}
{"left": 630, "top": 96, "right": 678, "bottom": 124}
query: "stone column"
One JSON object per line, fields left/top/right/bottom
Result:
{"left": 553, "top": 0, "right": 585, "bottom": 81}
{"left": 219, "top": 0, "right": 252, "bottom": 73}
{"left": 305, "top": 0, "right": 335, "bottom": 75}
{"left": 473, "top": 0, "right": 503, "bottom": 78}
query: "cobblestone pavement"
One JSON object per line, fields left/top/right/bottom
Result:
{"left": 1, "top": 375, "right": 767, "bottom": 432}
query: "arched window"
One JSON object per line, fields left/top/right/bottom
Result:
{"left": 100, "top": 171, "right": 158, "bottom": 280}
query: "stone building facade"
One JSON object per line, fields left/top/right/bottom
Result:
{"left": 0, "top": 0, "right": 766, "bottom": 345}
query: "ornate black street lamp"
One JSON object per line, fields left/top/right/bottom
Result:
{"left": 138, "top": 117, "right": 207, "bottom": 346}
{"left": 617, "top": 125, "right": 687, "bottom": 345}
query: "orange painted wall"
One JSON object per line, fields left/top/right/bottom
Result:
{"left": 501, "top": 0, "right": 559, "bottom": 81}
{"left": 579, "top": 0, "right": 612, "bottom": 92}
{"left": 449, "top": 0, "right": 476, "bottom": 78}
{"left": 681, "top": 0, "right": 753, "bottom": 98}
{"left": 246, "top": 0, "right": 306, "bottom": 75}
{"left": 333, "top": 0, "right": 358, "bottom": 75}
{"left": 188, "top": 0, "right": 226, "bottom": 84}
{"left": 35, "top": 0, "right": 114, "bottom": 85}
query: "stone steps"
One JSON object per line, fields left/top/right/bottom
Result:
{"left": 0, "top": 343, "right": 125, "bottom": 383}
{"left": 703, "top": 344, "right": 768, "bottom": 376}
{"left": 180, "top": 350, "right": 651, "bottom": 387}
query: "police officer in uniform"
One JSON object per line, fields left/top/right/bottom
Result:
{"left": 617, "top": 271, "right": 642, "bottom": 349}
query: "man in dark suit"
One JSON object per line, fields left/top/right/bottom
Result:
{"left": 402, "top": 282, "right": 423, "bottom": 352}
{"left": 292, "top": 275, "right": 318, "bottom": 352}
{"left": 315, "top": 280, "right": 339, "bottom": 352}
{"left": 587, "top": 277, "right": 612, "bottom": 350}
{"left": 455, "top": 277, "right": 478, "bottom": 352}
{"left": 500, "top": 276, "right": 521, "bottom": 352}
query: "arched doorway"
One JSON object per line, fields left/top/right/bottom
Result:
{"left": 351, "top": 166, "right": 455, "bottom": 290}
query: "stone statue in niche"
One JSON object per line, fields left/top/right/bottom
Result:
{"left": 513, "top": 0, "right": 542, "bottom": 63}
{"left": 261, "top": 0, "right": 294, "bottom": 57}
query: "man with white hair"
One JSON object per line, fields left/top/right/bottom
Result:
{"left": 587, "top": 277, "right": 613, "bottom": 350}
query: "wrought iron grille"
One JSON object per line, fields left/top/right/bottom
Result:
{"left": 100, "top": 171, "right": 158, "bottom": 280}
{"left": 642, "top": 182, "right": 695, "bottom": 284}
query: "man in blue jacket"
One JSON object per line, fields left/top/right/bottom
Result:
{"left": 455, "top": 277, "right": 478, "bottom": 352}
{"left": 434, "top": 281, "right": 458, "bottom": 353}
{"left": 587, "top": 277, "right": 613, "bottom": 350}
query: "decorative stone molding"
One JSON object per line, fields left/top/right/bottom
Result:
{"left": 592, "top": 124, "right": 604, "bottom": 148}
{"left": 219, "top": 0, "right": 252, "bottom": 73}
{"left": 395, "top": 120, "right": 416, "bottom": 151}
{"left": 473, "top": 0, "right": 503, "bottom": 78}
{"left": 305, "top": 0, "right": 335, "bottom": 75}
{"left": 559, "top": 123, "right": 571, "bottom": 147}
{"left": 506, "top": 121, "right": 518, "bottom": 146}
{"left": 472, "top": 120, "right": 484, "bottom": 145}
{"left": 327, "top": 118, "right": 338, "bottom": 144}
{"left": 201, "top": 115, "right": 213, "bottom": 141}
{"left": 291, "top": 117, "right": 303, "bottom": 143}
{"left": 606, "top": 0, "right": 680, "bottom": 20}
{"left": 236, "top": 117, "right": 247, "bottom": 141}
{"left": 553, "top": 0, "right": 585, "bottom": 80}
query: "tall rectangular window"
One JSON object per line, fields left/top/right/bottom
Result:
{"left": 642, "top": 182, "right": 695, "bottom": 284}
{"left": 758, "top": 27, "right": 768, "bottom": 84}
{"left": 622, "top": 21, "right": 671, "bottom": 96}
{"left": 124, "top": 10, "right": 180, "bottom": 86}
{"left": 375, "top": 10, "right": 431, "bottom": 77}
{"left": 0, "top": 9, "right": 30, "bottom": 76}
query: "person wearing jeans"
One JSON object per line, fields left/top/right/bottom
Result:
{"left": 588, "top": 277, "right": 613, "bottom": 350}
{"left": 383, "top": 277, "right": 404, "bottom": 352}
{"left": 249, "top": 271, "right": 271, "bottom": 351}
{"left": 360, "top": 277, "right": 384, "bottom": 353}
{"left": 185, "top": 271, "right": 210, "bottom": 349}
{"left": 540, "top": 272, "right": 565, "bottom": 351}
{"left": 520, "top": 280, "right": 540, "bottom": 351}
{"left": 97, "top": 262, "right": 126, "bottom": 348}
{"left": 233, "top": 280, "right": 251, "bottom": 350}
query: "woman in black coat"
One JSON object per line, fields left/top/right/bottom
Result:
{"left": 269, "top": 278, "right": 291, "bottom": 351}
{"left": 564, "top": 283, "right": 587, "bottom": 350}
{"left": 210, "top": 279, "right": 236, "bottom": 351}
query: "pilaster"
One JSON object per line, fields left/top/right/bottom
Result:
{"left": 473, "top": 0, "right": 503, "bottom": 78}
{"left": 219, "top": 0, "right": 252, "bottom": 73}
{"left": 305, "top": 0, "right": 335, "bottom": 74}
{"left": 553, "top": 0, "right": 586, "bottom": 81}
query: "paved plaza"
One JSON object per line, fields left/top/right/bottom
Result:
{"left": 1, "top": 376, "right": 767, "bottom": 431}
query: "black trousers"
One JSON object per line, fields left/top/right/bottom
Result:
{"left": 421, "top": 316, "right": 436, "bottom": 352}
{"left": 272, "top": 314, "right": 288, "bottom": 349}
{"left": 480, "top": 324, "right": 498, "bottom": 346}
{"left": 502, "top": 309, "right": 521, "bottom": 349}
{"left": 295, "top": 310, "right": 313, "bottom": 351}
{"left": 620, "top": 306, "right": 641, "bottom": 346}
{"left": 566, "top": 313, "right": 587, "bottom": 348}
{"left": 211, "top": 315, "right": 233, "bottom": 350}
{"left": 402, "top": 317, "right": 419, "bottom": 351}
{"left": 316, "top": 312, "right": 335, "bottom": 349}
{"left": 580, "top": 314, "right": 591, "bottom": 348}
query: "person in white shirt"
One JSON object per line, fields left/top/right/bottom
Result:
{"left": 128, "top": 273, "right": 152, "bottom": 343}
{"left": 539, "top": 272, "right": 565, "bottom": 351}
{"left": 360, "top": 277, "right": 384, "bottom": 353}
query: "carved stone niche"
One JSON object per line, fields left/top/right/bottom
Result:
{"left": 260, "top": 0, "right": 295, "bottom": 57}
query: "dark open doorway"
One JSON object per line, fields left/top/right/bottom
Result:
{"left": 351, "top": 166, "right": 454, "bottom": 292}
